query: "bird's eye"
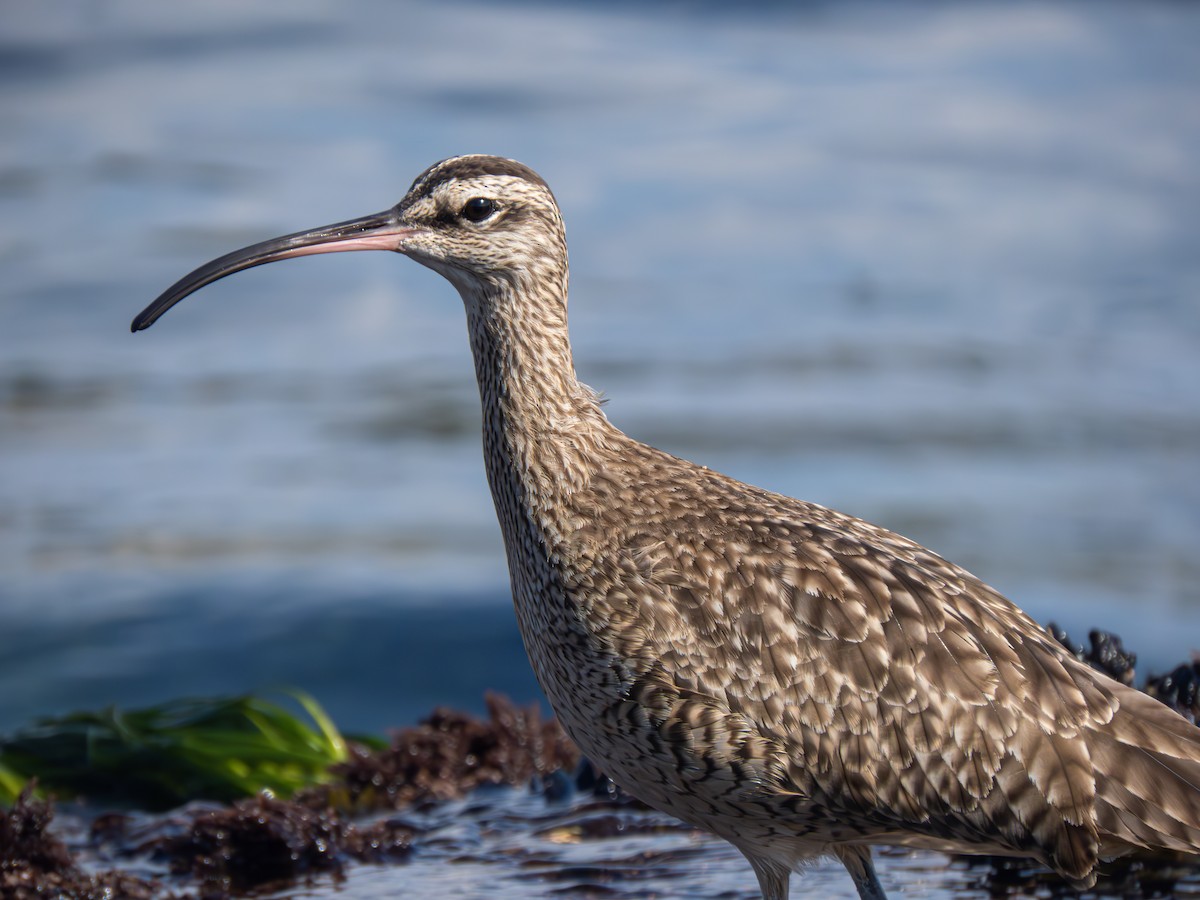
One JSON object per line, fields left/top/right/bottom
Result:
{"left": 461, "top": 197, "right": 497, "bottom": 223}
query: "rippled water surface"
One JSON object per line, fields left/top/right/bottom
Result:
{"left": 58, "top": 783, "right": 1200, "bottom": 899}
{"left": 3, "top": 1, "right": 1200, "bottom": 895}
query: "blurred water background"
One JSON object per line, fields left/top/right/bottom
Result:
{"left": 2, "top": 0, "right": 1198, "bottom": 752}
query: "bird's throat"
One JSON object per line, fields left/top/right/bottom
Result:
{"left": 464, "top": 286, "right": 611, "bottom": 553}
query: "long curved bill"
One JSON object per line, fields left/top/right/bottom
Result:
{"left": 131, "top": 208, "right": 416, "bottom": 332}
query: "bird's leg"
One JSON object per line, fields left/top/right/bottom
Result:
{"left": 745, "top": 853, "right": 791, "bottom": 900}
{"left": 834, "top": 845, "right": 887, "bottom": 900}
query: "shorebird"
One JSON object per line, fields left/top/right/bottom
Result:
{"left": 133, "top": 155, "right": 1200, "bottom": 898}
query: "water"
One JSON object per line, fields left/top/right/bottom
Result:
{"left": 54, "top": 783, "right": 1200, "bottom": 898}
{"left": 2, "top": 1, "right": 1199, "bottom": 893}
{"left": 60, "top": 782, "right": 1200, "bottom": 899}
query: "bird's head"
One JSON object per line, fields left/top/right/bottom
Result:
{"left": 131, "top": 154, "right": 566, "bottom": 332}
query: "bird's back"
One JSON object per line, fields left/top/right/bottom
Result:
{"left": 512, "top": 431, "right": 1200, "bottom": 885}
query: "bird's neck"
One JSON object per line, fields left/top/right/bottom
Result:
{"left": 463, "top": 276, "right": 613, "bottom": 551}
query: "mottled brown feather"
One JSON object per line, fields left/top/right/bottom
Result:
{"left": 147, "top": 155, "right": 1200, "bottom": 899}
{"left": 426, "top": 156, "right": 1200, "bottom": 894}
{"left": 410, "top": 147, "right": 1200, "bottom": 889}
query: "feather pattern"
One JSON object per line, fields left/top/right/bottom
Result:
{"left": 136, "top": 154, "right": 1200, "bottom": 900}
{"left": 410, "top": 156, "right": 1200, "bottom": 894}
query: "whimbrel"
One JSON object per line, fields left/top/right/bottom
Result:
{"left": 133, "top": 155, "right": 1200, "bottom": 898}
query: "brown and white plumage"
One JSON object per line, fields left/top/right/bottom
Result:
{"left": 134, "top": 154, "right": 1200, "bottom": 898}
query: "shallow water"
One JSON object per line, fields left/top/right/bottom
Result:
{"left": 55, "top": 783, "right": 1200, "bottom": 899}
{"left": 2, "top": 2, "right": 1200, "bottom": 894}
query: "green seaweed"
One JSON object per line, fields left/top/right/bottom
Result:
{"left": 0, "top": 691, "right": 348, "bottom": 810}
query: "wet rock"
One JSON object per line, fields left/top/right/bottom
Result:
{"left": 1, "top": 785, "right": 173, "bottom": 899}
{"left": 0, "top": 784, "right": 72, "bottom": 874}
{"left": 1146, "top": 663, "right": 1200, "bottom": 723}
{"left": 1047, "top": 623, "right": 1137, "bottom": 685}
{"left": 139, "top": 796, "right": 416, "bottom": 898}
{"left": 342, "top": 817, "right": 415, "bottom": 863}
{"left": 318, "top": 691, "right": 579, "bottom": 811}
{"left": 156, "top": 793, "right": 347, "bottom": 895}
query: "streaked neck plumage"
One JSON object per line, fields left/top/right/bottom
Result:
{"left": 457, "top": 252, "right": 614, "bottom": 558}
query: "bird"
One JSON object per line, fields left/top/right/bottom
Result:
{"left": 133, "top": 154, "right": 1200, "bottom": 899}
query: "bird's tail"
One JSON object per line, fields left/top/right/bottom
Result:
{"left": 1091, "top": 685, "right": 1200, "bottom": 857}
